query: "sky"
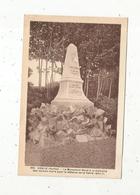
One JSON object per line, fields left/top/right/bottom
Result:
{"left": 28, "top": 59, "right": 62, "bottom": 86}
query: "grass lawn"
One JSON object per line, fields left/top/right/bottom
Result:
{"left": 25, "top": 138, "right": 116, "bottom": 169}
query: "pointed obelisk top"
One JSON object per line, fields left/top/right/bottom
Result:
{"left": 62, "top": 43, "right": 82, "bottom": 81}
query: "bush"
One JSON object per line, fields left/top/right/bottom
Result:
{"left": 27, "top": 82, "right": 59, "bottom": 111}
{"left": 26, "top": 82, "right": 59, "bottom": 140}
{"left": 94, "top": 95, "right": 118, "bottom": 129}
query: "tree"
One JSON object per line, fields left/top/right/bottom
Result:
{"left": 29, "top": 21, "right": 121, "bottom": 99}
{"left": 28, "top": 67, "right": 33, "bottom": 77}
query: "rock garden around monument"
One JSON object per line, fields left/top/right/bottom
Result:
{"left": 27, "top": 103, "right": 115, "bottom": 149}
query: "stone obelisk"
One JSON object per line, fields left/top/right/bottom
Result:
{"left": 52, "top": 43, "right": 94, "bottom": 107}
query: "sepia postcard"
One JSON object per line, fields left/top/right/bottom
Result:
{"left": 18, "top": 15, "right": 127, "bottom": 178}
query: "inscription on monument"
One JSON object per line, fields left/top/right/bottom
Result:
{"left": 69, "top": 82, "right": 82, "bottom": 96}
{"left": 69, "top": 82, "right": 81, "bottom": 89}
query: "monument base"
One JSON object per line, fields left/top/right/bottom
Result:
{"left": 52, "top": 99, "right": 94, "bottom": 107}
{"left": 51, "top": 79, "right": 94, "bottom": 108}
{"left": 51, "top": 99, "right": 94, "bottom": 114}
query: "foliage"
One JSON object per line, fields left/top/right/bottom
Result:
{"left": 26, "top": 84, "right": 59, "bottom": 140}
{"left": 27, "top": 83, "right": 59, "bottom": 111}
{"left": 30, "top": 23, "right": 120, "bottom": 85}
{"left": 29, "top": 21, "right": 120, "bottom": 71}
{"left": 94, "top": 95, "right": 118, "bottom": 129}
{"left": 29, "top": 21, "right": 121, "bottom": 99}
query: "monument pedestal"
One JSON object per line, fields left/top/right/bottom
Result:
{"left": 51, "top": 43, "right": 94, "bottom": 108}
{"left": 52, "top": 79, "right": 93, "bottom": 106}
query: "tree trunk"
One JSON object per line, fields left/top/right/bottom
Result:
{"left": 38, "top": 58, "right": 43, "bottom": 88}
{"left": 50, "top": 61, "right": 54, "bottom": 84}
{"left": 108, "top": 78, "right": 113, "bottom": 99}
{"left": 40, "top": 59, "right": 43, "bottom": 88}
{"left": 45, "top": 59, "right": 48, "bottom": 88}
{"left": 50, "top": 61, "right": 54, "bottom": 97}
{"left": 61, "top": 61, "right": 64, "bottom": 75}
{"left": 84, "top": 69, "right": 88, "bottom": 94}
{"left": 84, "top": 77, "right": 87, "bottom": 94}
{"left": 96, "top": 72, "right": 101, "bottom": 99}
{"left": 86, "top": 78, "right": 89, "bottom": 97}
{"left": 99, "top": 76, "right": 103, "bottom": 96}
{"left": 45, "top": 59, "right": 49, "bottom": 99}
{"left": 101, "top": 77, "right": 105, "bottom": 95}
{"left": 38, "top": 58, "right": 41, "bottom": 88}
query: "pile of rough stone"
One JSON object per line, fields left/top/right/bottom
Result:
{"left": 28, "top": 103, "right": 114, "bottom": 148}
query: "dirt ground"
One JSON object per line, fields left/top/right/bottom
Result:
{"left": 25, "top": 138, "right": 116, "bottom": 169}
